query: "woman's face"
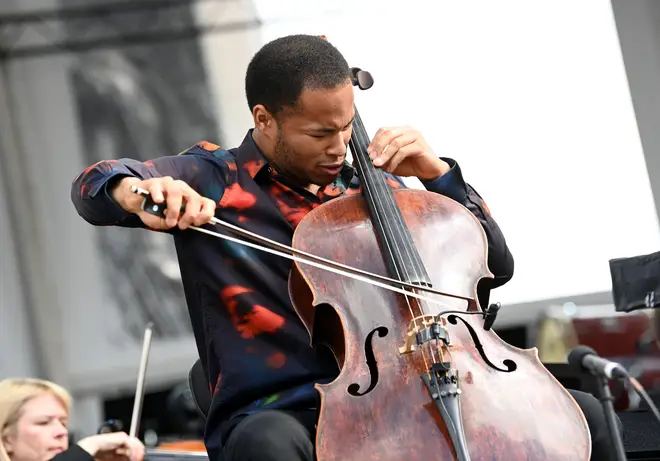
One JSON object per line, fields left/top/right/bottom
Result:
{"left": 4, "top": 393, "right": 69, "bottom": 461}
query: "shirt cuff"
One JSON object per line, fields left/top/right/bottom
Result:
{"left": 95, "top": 173, "right": 137, "bottom": 223}
{"left": 420, "top": 157, "right": 468, "bottom": 204}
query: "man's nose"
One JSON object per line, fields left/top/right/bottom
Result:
{"left": 328, "top": 133, "right": 348, "bottom": 157}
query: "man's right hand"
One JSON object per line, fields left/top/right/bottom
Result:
{"left": 111, "top": 176, "right": 216, "bottom": 230}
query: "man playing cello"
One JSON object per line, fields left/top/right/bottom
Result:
{"left": 71, "top": 34, "right": 617, "bottom": 461}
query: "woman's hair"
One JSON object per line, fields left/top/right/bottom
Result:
{"left": 0, "top": 379, "right": 72, "bottom": 461}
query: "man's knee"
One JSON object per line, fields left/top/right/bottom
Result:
{"left": 223, "top": 411, "right": 314, "bottom": 461}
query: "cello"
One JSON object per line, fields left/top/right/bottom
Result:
{"left": 139, "top": 67, "right": 592, "bottom": 460}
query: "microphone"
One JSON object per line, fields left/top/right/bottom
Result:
{"left": 567, "top": 345, "right": 631, "bottom": 461}
{"left": 567, "top": 345, "right": 629, "bottom": 380}
{"left": 482, "top": 302, "right": 500, "bottom": 331}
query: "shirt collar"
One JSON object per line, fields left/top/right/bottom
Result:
{"left": 236, "top": 129, "right": 355, "bottom": 187}
{"left": 235, "top": 130, "right": 270, "bottom": 180}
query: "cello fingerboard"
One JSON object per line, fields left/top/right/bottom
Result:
{"left": 349, "top": 104, "right": 432, "bottom": 287}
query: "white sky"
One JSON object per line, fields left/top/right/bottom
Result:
{"left": 253, "top": 0, "right": 660, "bottom": 305}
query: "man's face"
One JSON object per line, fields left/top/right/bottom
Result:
{"left": 271, "top": 82, "right": 355, "bottom": 187}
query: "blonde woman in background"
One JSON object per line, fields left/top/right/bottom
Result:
{"left": 0, "top": 379, "right": 144, "bottom": 461}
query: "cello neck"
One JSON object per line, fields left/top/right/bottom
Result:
{"left": 349, "top": 102, "right": 432, "bottom": 287}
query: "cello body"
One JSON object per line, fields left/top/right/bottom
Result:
{"left": 290, "top": 189, "right": 591, "bottom": 460}
{"left": 287, "top": 65, "right": 591, "bottom": 460}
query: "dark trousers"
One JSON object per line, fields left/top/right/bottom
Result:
{"left": 221, "top": 389, "right": 621, "bottom": 461}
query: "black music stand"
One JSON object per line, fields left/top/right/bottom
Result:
{"left": 609, "top": 250, "right": 660, "bottom": 312}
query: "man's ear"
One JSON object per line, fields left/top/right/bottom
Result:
{"left": 252, "top": 104, "right": 277, "bottom": 139}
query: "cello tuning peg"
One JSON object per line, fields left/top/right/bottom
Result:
{"left": 350, "top": 67, "right": 374, "bottom": 90}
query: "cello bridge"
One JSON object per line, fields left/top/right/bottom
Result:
{"left": 399, "top": 315, "right": 451, "bottom": 354}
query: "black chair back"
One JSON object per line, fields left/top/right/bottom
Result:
{"left": 188, "top": 359, "right": 212, "bottom": 420}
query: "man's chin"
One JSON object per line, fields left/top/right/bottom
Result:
{"left": 310, "top": 175, "right": 337, "bottom": 189}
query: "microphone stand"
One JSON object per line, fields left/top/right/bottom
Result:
{"left": 594, "top": 374, "right": 627, "bottom": 461}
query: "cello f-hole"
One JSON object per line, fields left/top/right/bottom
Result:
{"left": 447, "top": 315, "right": 517, "bottom": 373}
{"left": 347, "top": 326, "right": 389, "bottom": 396}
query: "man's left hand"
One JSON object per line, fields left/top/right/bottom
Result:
{"left": 367, "top": 126, "right": 450, "bottom": 181}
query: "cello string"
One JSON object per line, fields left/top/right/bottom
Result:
{"left": 353, "top": 123, "right": 443, "bottom": 323}
{"left": 348, "top": 133, "right": 416, "bottom": 304}
{"left": 348, "top": 122, "right": 418, "bottom": 307}
{"left": 349, "top": 138, "right": 432, "bottom": 370}
{"left": 349, "top": 112, "right": 437, "bottom": 367}
{"left": 350, "top": 111, "right": 420, "bottom": 302}
{"left": 350, "top": 112, "right": 449, "bottom": 367}
{"left": 351, "top": 120, "right": 433, "bottom": 296}
{"left": 349, "top": 113, "right": 434, "bottom": 366}
{"left": 356, "top": 124, "right": 449, "bottom": 365}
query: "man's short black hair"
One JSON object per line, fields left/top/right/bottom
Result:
{"left": 245, "top": 34, "right": 352, "bottom": 117}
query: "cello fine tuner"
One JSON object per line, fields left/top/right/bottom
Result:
{"left": 438, "top": 388, "right": 462, "bottom": 398}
